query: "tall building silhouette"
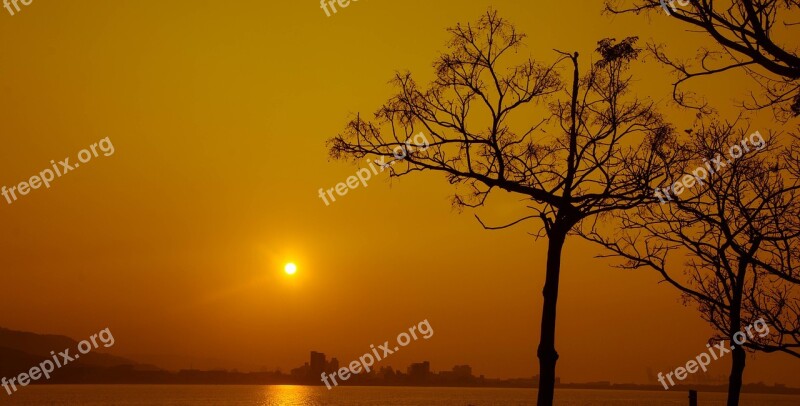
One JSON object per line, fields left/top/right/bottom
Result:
{"left": 310, "top": 351, "right": 326, "bottom": 377}
{"left": 407, "top": 361, "right": 431, "bottom": 382}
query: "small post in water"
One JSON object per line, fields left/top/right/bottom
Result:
{"left": 688, "top": 390, "right": 698, "bottom": 406}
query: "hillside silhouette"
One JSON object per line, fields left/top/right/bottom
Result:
{"left": 0, "top": 327, "right": 160, "bottom": 383}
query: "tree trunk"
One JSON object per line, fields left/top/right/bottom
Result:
{"left": 536, "top": 225, "right": 568, "bottom": 406}
{"left": 727, "top": 345, "right": 746, "bottom": 406}
{"left": 726, "top": 250, "right": 751, "bottom": 406}
{"left": 725, "top": 302, "right": 746, "bottom": 406}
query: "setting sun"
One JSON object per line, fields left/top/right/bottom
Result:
{"left": 284, "top": 263, "right": 297, "bottom": 275}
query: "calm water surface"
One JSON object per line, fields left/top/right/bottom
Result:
{"left": 5, "top": 385, "right": 799, "bottom": 405}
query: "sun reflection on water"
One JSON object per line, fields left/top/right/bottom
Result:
{"left": 260, "top": 385, "right": 321, "bottom": 406}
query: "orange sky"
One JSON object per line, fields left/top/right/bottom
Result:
{"left": 0, "top": 0, "right": 797, "bottom": 385}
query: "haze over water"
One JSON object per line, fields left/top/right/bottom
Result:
{"left": 6, "top": 386, "right": 800, "bottom": 406}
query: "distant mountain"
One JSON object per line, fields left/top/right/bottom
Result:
{"left": 0, "top": 346, "right": 42, "bottom": 377}
{"left": 0, "top": 327, "right": 159, "bottom": 380}
{"left": 0, "top": 327, "right": 77, "bottom": 356}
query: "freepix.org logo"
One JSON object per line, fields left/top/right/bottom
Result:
{"left": 661, "top": 0, "right": 690, "bottom": 15}
{"left": 3, "top": 0, "right": 33, "bottom": 16}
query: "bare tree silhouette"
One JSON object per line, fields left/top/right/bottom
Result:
{"left": 327, "top": 11, "right": 675, "bottom": 405}
{"left": 581, "top": 121, "right": 800, "bottom": 406}
{"left": 605, "top": 0, "right": 800, "bottom": 119}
